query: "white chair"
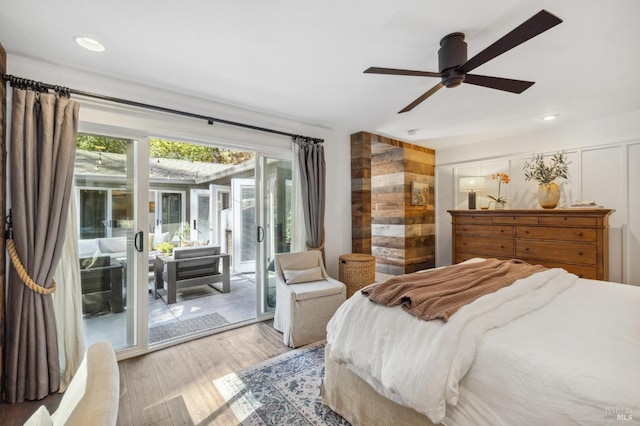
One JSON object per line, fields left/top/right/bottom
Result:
{"left": 274, "top": 251, "right": 346, "bottom": 348}
{"left": 24, "top": 341, "right": 120, "bottom": 426}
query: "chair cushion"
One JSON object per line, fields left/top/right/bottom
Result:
{"left": 284, "top": 266, "right": 324, "bottom": 284}
{"left": 288, "top": 280, "right": 344, "bottom": 301}
{"left": 98, "top": 237, "right": 127, "bottom": 254}
{"left": 78, "top": 239, "right": 100, "bottom": 258}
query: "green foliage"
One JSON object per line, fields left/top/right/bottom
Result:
{"left": 150, "top": 138, "right": 254, "bottom": 164}
{"left": 173, "top": 222, "right": 193, "bottom": 241}
{"left": 77, "top": 134, "right": 255, "bottom": 165}
{"left": 523, "top": 151, "right": 569, "bottom": 185}
{"left": 77, "top": 134, "right": 127, "bottom": 153}
{"left": 155, "top": 242, "right": 175, "bottom": 255}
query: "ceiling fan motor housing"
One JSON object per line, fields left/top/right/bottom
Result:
{"left": 438, "top": 32, "right": 467, "bottom": 87}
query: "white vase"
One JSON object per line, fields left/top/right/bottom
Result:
{"left": 537, "top": 182, "right": 560, "bottom": 209}
{"left": 495, "top": 201, "right": 506, "bottom": 210}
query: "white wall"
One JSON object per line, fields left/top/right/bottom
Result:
{"left": 6, "top": 54, "right": 352, "bottom": 277}
{"left": 435, "top": 114, "right": 640, "bottom": 285}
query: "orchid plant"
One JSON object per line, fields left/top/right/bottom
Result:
{"left": 487, "top": 172, "right": 510, "bottom": 203}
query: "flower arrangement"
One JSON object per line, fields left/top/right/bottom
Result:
{"left": 488, "top": 172, "right": 510, "bottom": 203}
{"left": 523, "top": 151, "right": 569, "bottom": 184}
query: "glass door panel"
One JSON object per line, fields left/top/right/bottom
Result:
{"left": 79, "top": 189, "right": 107, "bottom": 239}
{"left": 232, "top": 178, "right": 256, "bottom": 273}
{"left": 190, "top": 189, "right": 211, "bottom": 243}
{"left": 258, "top": 157, "right": 293, "bottom": 315}
{"left": 211, "top": 185, "right": 231, "bottom": 253}
{"left": 161, "top": 192, "right": 182, "bottom": 235}
{"left": 74, "top": 134, "right": 139, "bottom": 352}
{"left": 112, "top": 190, "right": 133, "bottom": 238}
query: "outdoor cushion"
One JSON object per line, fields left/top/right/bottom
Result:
{"left": 78, "top": 239, "right": 100, "bottom": 258}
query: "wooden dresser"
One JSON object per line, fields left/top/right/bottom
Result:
{"left": 448, "top": 209, "right": 614, "bottom": 280}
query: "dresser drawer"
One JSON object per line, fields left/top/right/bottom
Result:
{"left": 516, "top": 240, "right": 597, "bottom": 265}
{"left": 455, "top": 224, "right": 513, "bottom": 238}
{"left": 456, "top": 236, "right": 514, "bottom": 257}
{"left": 454, "top": 215, "right": 493, "bottom": 224}
{"left": 516, "top": 226, "right": 596, "bottom": 242}
{"left": 492, "top": 215, "right": 539, "bottom": 225}
{"left": 539, "top": 216, "right": 597, "bottom": 227}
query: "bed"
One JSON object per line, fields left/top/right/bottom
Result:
{"left": 322, "top": 259, "right": 640, "bottom": 425}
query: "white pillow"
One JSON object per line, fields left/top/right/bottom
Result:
{"left": 283, "top": 266, "right": 324, "bottom": 284}
{"left": 23, "top": 405, "right": 53, "bottom": 426}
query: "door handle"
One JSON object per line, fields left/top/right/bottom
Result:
{"left": 257, "top": 226, "right": 265, "bottom": 243}
{"left": 134, "top": 231, "right": 144, "bottom": 252}
{"left": 193, "top": 219, "right": 197, "bottom": 230}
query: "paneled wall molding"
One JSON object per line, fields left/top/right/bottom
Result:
{"left": 351, "top": 132, "right": 436, "bottom": 275}
{"left": 436, "top": 138, "right": 640, "bottom": 286}
{"left": 436, "top": 137, "right": 640, "bottom": 168}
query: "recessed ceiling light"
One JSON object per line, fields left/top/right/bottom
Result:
{"left": 542, "top": 114, "right": 559, "bottom": 121}
{"left": 74, "top": 36, "right": 105, "bottom": 52}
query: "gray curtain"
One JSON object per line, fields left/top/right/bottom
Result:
{"left": 294, "top": 136, "right": 326, "bottom": 257}
{"left": 5, "top": 88, "right": 79, "bottom": 403}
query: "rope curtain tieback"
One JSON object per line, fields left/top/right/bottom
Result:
{"left": 6, "top": 239, "right": 56, "bottom": 295}
{"left": 306, "top": 238, "right": 325, "bottom": 251}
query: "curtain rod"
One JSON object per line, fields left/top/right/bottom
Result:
{"left": 3, "top": 74, "right": 323, "bottom": 143}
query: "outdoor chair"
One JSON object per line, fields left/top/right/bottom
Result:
{"left": 155, "top": 245, "right": 231, "bottom": 304}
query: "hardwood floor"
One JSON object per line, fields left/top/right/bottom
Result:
{"left": 0, "top": 320, "right": 291, "bottom": 425}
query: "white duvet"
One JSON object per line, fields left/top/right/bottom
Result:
{"left": 326, "top": 266, "right": 640, "bottom": 425}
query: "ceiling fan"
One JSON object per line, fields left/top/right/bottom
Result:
{"left": 364, "top": 10, "right": 562, "bottom": 113}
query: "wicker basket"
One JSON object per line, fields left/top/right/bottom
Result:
{"left": 339, "top": 253, "right": 376, "bottom": 298}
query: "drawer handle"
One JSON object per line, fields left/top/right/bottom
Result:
{"left": 525, "top": 230, "right": 530, "bottom": 234}
{"left": 462, "top": 242, "right": 466, "bottom": 245}
{"left": 564, "top": 217, "right": 568, "bottom": 220}
{"left": 500, "top": 245, "right": 504, "bottom": 248}
{"left": 525, "top": 247, "right": 529, "bottom": 251}
{"left": 578, "top": 251, "right": 583, "bottom": 256}
{"left": 500, "top": 229, "right": 504, "bottom": 233}
{"left": 577, "top": 232, "right": 583, "bottom": 237}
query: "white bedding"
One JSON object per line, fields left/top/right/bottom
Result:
{"left": 326, "top": 266, "right": 640, "bottom": 425}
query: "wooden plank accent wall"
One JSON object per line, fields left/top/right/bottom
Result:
{"left": 351, "top": 131, "right": 435, "bottom": 275}
{"left": 351, "top": 132, "right": 372, "bottom": 254}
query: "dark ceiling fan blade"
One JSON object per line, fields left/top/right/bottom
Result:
{"left": 457, "top": 10, "right": 562, "bottom": 74}
{"left": 463, "top": 74, "right": 535, "bottom": 93}
{"left": 398, "top": 82, "right": 444, "bottom": 113}
{"left": 364, "top": 67, "right": 441, "bottom": 78}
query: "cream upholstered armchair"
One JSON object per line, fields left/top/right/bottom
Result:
{"left": 274, "top": 251, "right": 346, "bottom": 348}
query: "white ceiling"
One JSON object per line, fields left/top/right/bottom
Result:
{"left": 1, "top": 0, "right": 639, "bottom": 150}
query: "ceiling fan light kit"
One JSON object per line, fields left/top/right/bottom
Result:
{"left": 365, "top": 10, "right": 563, "bottom": 113}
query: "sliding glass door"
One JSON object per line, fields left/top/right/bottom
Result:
{"left": 256, "top": 156, "right": 293, "bottom": 316}
{"left": 74, "top": 132, "right": 293, "bottom": 352}
{"left": 75, "top": 134, "right": 148, "bottom": 353}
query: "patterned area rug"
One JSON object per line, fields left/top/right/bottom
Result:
{"left": 214, "top": 342, "right": 350, "bottom": 425}
{"left": 149, "top": 312, "right": 229, "bottom": 343}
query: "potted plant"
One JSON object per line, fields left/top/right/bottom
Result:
{"left": 173, "top": 222, "right": 194, "bottom": 246}
{"left": 155, "top": 241, "right": 175, "bottom": 255}
{"left": 487, "top": 172, "right": 510, "bottom": 209}
{"left": 523, "top": 151, "right": 569, "bottom": 209}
